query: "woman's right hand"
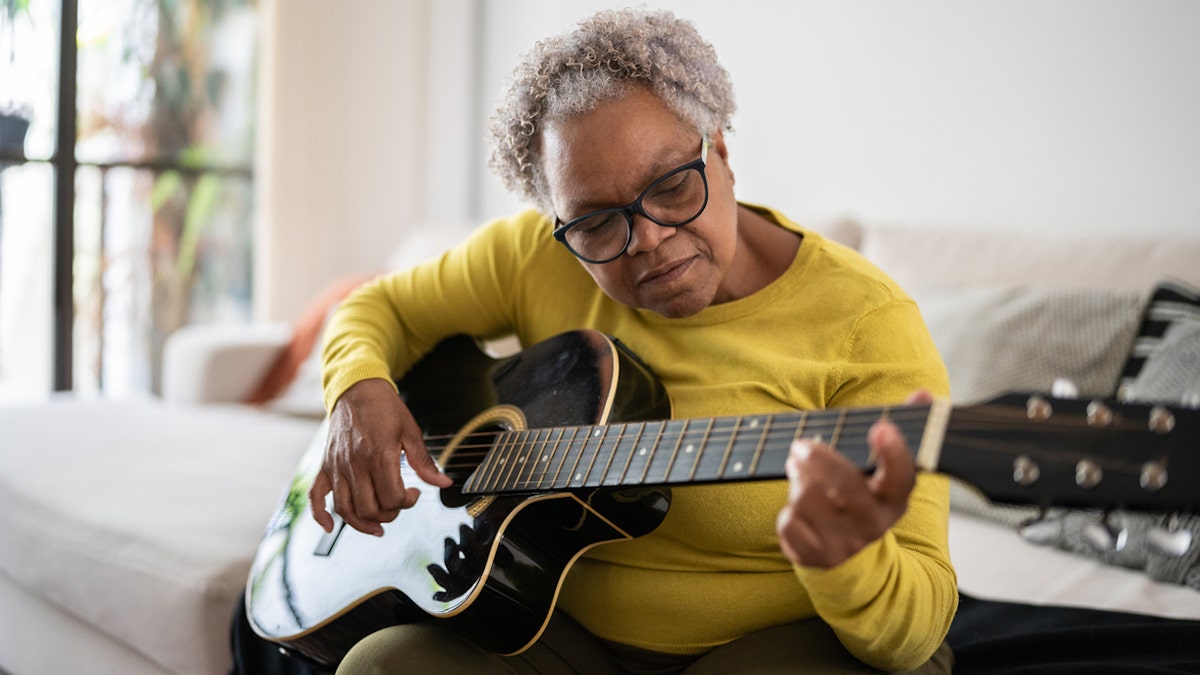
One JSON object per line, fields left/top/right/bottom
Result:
{"left": 308, "top": 378, "right": 453, "bottom": 536}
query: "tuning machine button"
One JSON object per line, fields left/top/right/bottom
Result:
{"left": 1013, "top": 455, "right": 1040, "bottom": 486}
{"left": 1026, "top": 396, "right": 1053, "bottom": 422}
{"left": 1149, "top": 406, "right": 1175, "bottom": 435}
{"left": 1086, "top": 401, "right": 1114, "bottom": 427}
{"left": 1140, "top": 460, "right": 1168, "bottom": 492}
{"left": 1075, "top": 459, "right": 1103, "bottom": 489}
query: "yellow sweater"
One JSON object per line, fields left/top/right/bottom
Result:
{"left": 321, "top": 204, "right": 956, "bottom": 670}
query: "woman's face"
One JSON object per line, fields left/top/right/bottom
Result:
{"left": 540, "top": 87, "right": 740, "bottom": 318}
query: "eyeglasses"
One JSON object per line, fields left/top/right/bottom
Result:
{"left": 553, "top": 136, "right": 710, "bottom": 264}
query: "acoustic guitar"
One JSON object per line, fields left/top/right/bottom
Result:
{"left": 245, "top": 329, "right": 1199, "bottom": 666}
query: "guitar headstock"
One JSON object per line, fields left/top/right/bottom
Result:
{"left": 939, "top": 393, "right": 1199, "bottom": 514}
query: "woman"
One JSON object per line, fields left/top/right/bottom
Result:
{"left": 313, "top": 8, "right": 956, "bottom": 673}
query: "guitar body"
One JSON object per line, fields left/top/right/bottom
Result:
{"left": 245, "top": 330, "right": 672, "bottom": 665}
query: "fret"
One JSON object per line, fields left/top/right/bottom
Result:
{"left": 465, "top": 432, "right": 501, "bottom": 493}
{"left": 747, "top": 413, "right": 773, "bottom": 477}
{"left": 624, "top": 420, "right": 662, "bottom": 482}
{"left": 601, "top": 422, "right": 643, "bottom": 486}
{"left": 667, "top": 417, "right": 712, "bottom": 484}
{"left": 478, "top": 431, "right": 518, "bottom": 493}
{"left": 652, "top": 419, "right": 689, "bottom": 484}
{"left": 549, "top": 426, "right": 582, "bottom": 489}
{"left": 569, "top": 425, "right": 609, "bottom": 488}
{"left": 828, "top": 407, "right": 848, "bottom": 450}
{"left": 836, "top": 412, "right": 874, "bottom": 469}
{"left": 508, "top": 428, "right": 540, "bottom": 491}
{"left": 588, "top": 423, "right": 626, "bottom": 488}
{"left": 758, "top": 413, "right": 798, "bottom": 479}
{"left": 497, "top": 429, "right": 537, "bottom": 491}
{"left": 604, "top": 422, "right": 646, "bottom": 486}
{"left": 790, "top": 410, "right": 810, "bottom": 446}
{"left": 721, "top": 415, "right": 768, "bottom": 480}
{"left": 692, "top": 416, "right": 735, "bottom": 482}
{"left": 524, "top": 427, "right": 565, "bottom": 491}
{"left": 803, "top": 409, "right": 839, "bottom": 445}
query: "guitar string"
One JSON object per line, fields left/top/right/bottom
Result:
{"left": 431, "top": 410, "right": 937, "bottom": 478}
{"left": 422, "top": 408, "right": 1162, "bottom": 486}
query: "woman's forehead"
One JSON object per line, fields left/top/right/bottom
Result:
{"left": 541, "top": 91, "right": 696, "bottom": 208}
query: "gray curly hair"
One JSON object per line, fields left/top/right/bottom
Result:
{"left": 488, "top": 8, "right": 736, "bottom": 213}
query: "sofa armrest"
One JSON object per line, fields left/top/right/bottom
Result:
{"left": 161, "top": 323, "right": 292, "bottom": 405}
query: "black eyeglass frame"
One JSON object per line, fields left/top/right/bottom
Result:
{"left": 552, "top": 136, "right": 711, "bottom": 264}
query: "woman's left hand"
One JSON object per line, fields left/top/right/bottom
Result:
{"left": 775, "top": 391, "right": 931, "bottom": 568}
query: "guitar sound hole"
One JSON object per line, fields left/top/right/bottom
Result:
{"left": 439, "top": 481, "right": 472, "bottom": 509}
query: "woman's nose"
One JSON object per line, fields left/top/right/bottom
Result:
{"left": 625, "top": 214, "right": 677, "bottom": 255}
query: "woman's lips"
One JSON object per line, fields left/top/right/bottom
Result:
{"left": 638, "top": 256, "right": 695, "bottom": 287}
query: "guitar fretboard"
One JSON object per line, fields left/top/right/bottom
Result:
{"left": 461, "top": 403, "right": 942, "bottom": 495}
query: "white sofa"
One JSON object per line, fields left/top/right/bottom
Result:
{"left": 2, "top": 220, "right": 1200, "bottom": 674}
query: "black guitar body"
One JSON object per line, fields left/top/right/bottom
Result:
{"left": 246, "top": 330, "right": 672, "bottom": 665}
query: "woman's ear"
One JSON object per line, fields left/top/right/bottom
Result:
{"left": 709, "top": 129, "right": 734, "bottom": 185}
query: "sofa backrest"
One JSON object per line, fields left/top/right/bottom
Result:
{"left": 847, "top": 221, "right": 1200, "bottom": 292}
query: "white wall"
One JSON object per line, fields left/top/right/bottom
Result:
{"left": 259, "top": 0, "right": 1200, "bottom": 319}
{"left": 256, "top": 0, "right": 433, "bottom": 321}
{"left": 469, "top": 0, "right": 1200, "bottom": 235}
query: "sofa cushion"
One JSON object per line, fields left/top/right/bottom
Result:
{"left": 912, "top": 286, "right": 1146, "bottom": 405}
{"left": 0, "top": 397, "right": 320, "bottom": 675}
{"left": 860, "top": 224, "right": 1200, "bottom": 292}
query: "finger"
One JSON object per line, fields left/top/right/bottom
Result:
{"left": 776, "top": 504, "right": 822, "bottom": 565}
{"left": 369, "top": 441, "right": 414, "bottom": 513}
{"left": 787, "top": 440, "right": 866, "bottom": 520}
{"left": 905, "top": 388, "right": 934, "bottom": 405}
{"left": 309, "top": 469, "right": 335, "bottom": 533}
{"left": 401, "top": 430, "right": 454, "bottom": 489}
{"left": 785, "top": 440, "right": 813, "bottom": 501}
{"left": 867, "top": 420, "right": 917, "bottom": 503}
{"left": 332, "top": 464, "right": 389, "bottom": 537}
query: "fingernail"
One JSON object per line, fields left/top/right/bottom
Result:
{"left": 791, "top": 440, "right": 812, "bottom": 459}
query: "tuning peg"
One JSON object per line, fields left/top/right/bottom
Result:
{"left": 1018, "top": 512, "right": 1063, "bottom": 546}
{"left": 1147, "top": 514, "right": 1194, "bottom": 557}
{"left": 1083, "top": 514, "right": 1128, "bottom": 553}
{"left": 1149, "top": 406, "right": 1176, "bottom": 435}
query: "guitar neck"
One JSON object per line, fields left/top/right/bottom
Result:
{"left": 461, "top": 402, "right": 948, "bottom": 495}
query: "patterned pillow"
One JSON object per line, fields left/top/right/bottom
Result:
{"left": 913, "top": 286, "right": 1145, "bottom": 404}
{"left": 1116, "top": 279, "right": 1200, "bottom": 406}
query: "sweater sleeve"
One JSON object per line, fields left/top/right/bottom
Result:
{"left": 320, "top": 214, "right": 538, "bottom": 412}
{"left": 797, "top": 295, "right": 958, "bottom": 671}
{"left": 793, "top": 475, "right": 956, "bottom": 671}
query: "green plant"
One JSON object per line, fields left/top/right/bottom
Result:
{"left": 0, "top": 0, "right": 31, "bottom": 65}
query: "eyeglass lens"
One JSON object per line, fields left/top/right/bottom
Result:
{"left": 562, "top": 164, "right": 707, "bottom": 262}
